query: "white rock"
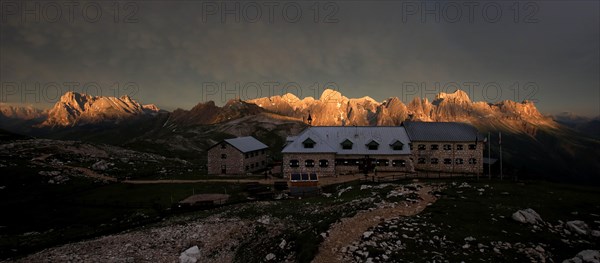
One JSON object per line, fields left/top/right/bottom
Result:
{"left": 563, "top": 250, "right": 600, "bottom": 263}
{"left": 265, "top": 253, "right": 276, "bottom": 261}
{"left": 179, "top": 246, "right": 200, "bottom": 263}
{"left": 512, "top": 208, "right": 543, "bottom": 224}
{"left": 279, "top": 239, "right": 287, "bottom": 249}
{"left": 566, "top": 221, "right": 589, "bottom": 235}
{"left": 257, "top": 215, "right": 271, "bottom": 225}
{"left": 363, "top": 231, "right": 374, "bottom": 239}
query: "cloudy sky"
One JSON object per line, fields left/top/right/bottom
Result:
{"left": 1, "top": 1, "right": 598, "bottom": 116}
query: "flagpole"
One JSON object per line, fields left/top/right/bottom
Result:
{"left": 499, "top": 131, "right": 503, "bottom": 181}
{"left": 488, "top": 132, "right": 491, "bottom": 180}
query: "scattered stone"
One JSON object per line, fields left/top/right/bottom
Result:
{"left": 91, "top": 160, "right": 112, "bottom": 171}
{"left": 279, "top": 239, "right": 286, "bottom": 249}
{"left": 257, "top": 215, "right": 271, "bottom": 225}
{"left": 363, "top": 231, "right": 374, "bottom": 239}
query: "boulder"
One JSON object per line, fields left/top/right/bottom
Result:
{"left": 563, "top": 250, "right": 600, "bottom": 263}
{"left": 566, "top": 221, "right": 589, "bottom": 235}
{"left": 512, "top": 208, "right": 543, "bottom": 224}
{"left": 265, "top": 253, "right": 276, "bottom": 261}
{"left": 179, "top": 246, "right": 200, "bottom": 263}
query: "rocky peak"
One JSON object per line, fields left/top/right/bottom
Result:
{"left": 433, "top": 89, "right": 472, "bottom": 104}
{"left": 40, "top": 92, "right": 159, "bottom": 127}
{"left": 320, "top": 89, "right": 345, "bottom": 102}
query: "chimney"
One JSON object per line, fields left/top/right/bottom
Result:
{"left": 307, "top": 111, "right": 313, "bottom": 126}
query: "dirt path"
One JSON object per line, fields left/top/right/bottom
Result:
{"left": 122, "top": 174, "right": 363, "bottom": 186}
{"left": 65, "top": 165, "right": 118, "bottom": 182}
{"left": 312, "top": 185, "right": 437, "bottom": 263}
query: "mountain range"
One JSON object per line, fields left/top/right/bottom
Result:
{"left": 1, "top": 89, "right": 599, "bottom": 182}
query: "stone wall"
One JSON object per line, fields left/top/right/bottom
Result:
{"left": 282, "top": 153, "right": 413, "bottom": 176}
{"left": 335, "top": 154, "right": 414, "bottom": 174}
{"left": 411, "top": 141, "right": 484, "bottom": 174}
{"left": 283, "top": 153, "right": 336, "bottom": 177}
{"left": 208, "top": 142, "right": 267, "bottom": 175}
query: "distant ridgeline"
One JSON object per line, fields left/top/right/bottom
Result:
{"left": 0, "top": 90, "right": 598, "bottom": 182}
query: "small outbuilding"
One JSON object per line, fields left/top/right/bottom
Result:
{"left": 207, "top": 136, "right": 268, "bottom": 175}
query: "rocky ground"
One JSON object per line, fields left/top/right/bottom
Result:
{"left": 3, "top": 180, "right": 600, "bottom": 263}
{"left": 0, "top": 139, "right": 193, "bottom": 184}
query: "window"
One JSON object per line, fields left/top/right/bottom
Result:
{"left": 303, "top": 138, "right": 316, "bottom": 148}
{"left": 301, "top": 173, "right": 309, "bottom": 181}
{"left": 468, "top": 144, "right": 477, "bottom": 150}
{"left": 319, "top": 159, "right": 329, "bottom": 167}
{"left": 455, "top": 158, "right": 464, "bottom": 165}
{"left": 418, "top": 158, "right": 426, "bottom": 164}
{"left": 250, "top": 163, "right": 254, "bottom": 168}
{"left": 291, "top": 173, "right": 317, "bottom": 182}
{"left": 366, "top": 140, "right": 379, "bottom": 150}
{"left": 221, "top": 154, "right": 227, "bottom": 159}
{"left": 418, "top": 144, "right": 426, "bottom": 150}
{"left": 291, "top": 173, "right": 301, "bottom": 181}
{"left": 255, "top": 162, "right": 259, "bottom": 167}
{"left": 431, "top": 144, "right": 439, "bottom": 150}
{"left": 392, "top": 160, "right": 406, "bottom": 167}
{"left": 245, "top": 165, "right": 249, "bottom": 171}
{"left": 469, "top": 158, "right": 477, "bottom": 164}
{"left": 221, "top": 143, "right": 226, "bottom": 149}
{"left": 443, "top": 144, "right": 452, "bottom": 151}
{"left": 261, "top": 150, "right": 265, "bottom": 154}
{"left": 443, "top": 158, "right": 452, "bottom": 164}
{"left": 376, "top": 159, "right": 389, "bottom": 166}
{"left": 305, "top": 159, "right": 315, "bottom": 167}
{"left": 289, "top": 160, "right": 300, "bottom": 167}
{"left": 409, "top": 143, "right": 413, "bottom": 150}
{"left": 261, "top": 160, "right": 265, "bottom": 165}
{"left": 390, "top": 140, "right": 404, "bottom": 151}
{"left": 341, "top": 139, "right": 353, "bottom": 150}
{"left": 250, "top": 152, "right": 255, "bottom": 157}
{"left": 431, "top": 158, "right": 439, "bottom": 164}
{"left": 456, "top": 144, "right": 464, "bottom": 150}
{"left": 245, "top": 153, "right": 249, "bottom": 159}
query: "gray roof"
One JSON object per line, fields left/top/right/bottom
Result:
{"left": 403, "top": 121, "right": 483, "bottom": 142}
{"left": 282, "top": 126, "right": 411, "bottom": 155}
{"left": 224, "top": 136, "right": 268, "bottom": 153}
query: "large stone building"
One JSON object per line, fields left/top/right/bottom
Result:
{"left": 281, "top": 126, "right": 414, "bottom": 179}
{"left": 207, "top": 136, "right": 268, "bottom": 175}
{"left": 403, "top": 122, "right": 485, "bottom": 174}
{"left": 281, "top": 122, "right": 485, "bottom": 179}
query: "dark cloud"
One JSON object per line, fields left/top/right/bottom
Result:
{"left": 1, "top": 1, "right": 598, "bottom": 116}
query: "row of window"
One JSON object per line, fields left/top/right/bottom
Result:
{"left": 290, "top": 173, "right": 318, "bottom": 181}
{"left": 305, "top": 138, "right": 404, "bottom": 151}
{"left": 415, "top": 144, "right": 476, "bottom": 151}
{"left": 222, "top": 152, "right": 265, "bottom": 159}
{"left": 416, "top": 158, "right": 477, "bottom": 165}
{"left": 245, "top": 160, "right": 266, "bottom": 170}
{"left": 289, "top": 159, "right": 408, "bottom": 168}
{"left": 290, "top": 159, "right": 329, "bottom": 168}
{"left": 244, "top": 150, "right": 266, "bottom": 159}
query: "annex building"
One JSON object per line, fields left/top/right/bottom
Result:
{"left": 207, "top": 136, "right": 268, "bottom": 175}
